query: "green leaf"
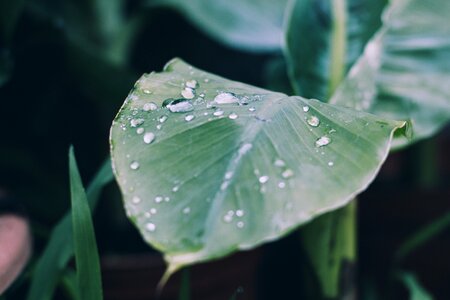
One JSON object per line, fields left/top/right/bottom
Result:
{"left": 152, "top": 0, "right": 289, "bottom": 52}
{"left": 396, "top": 271, "right": 433, "bottom": 300}
{"left": 69, "top": 147, "right": 103, "bottom": 300}
{"left": 331, "top": 0, "right": 450, "bottom": 148}
{"left": 284, "top": 0, "right": 386, "bottom": 100}
{"left": 27, "top": 158, "right": 113, "bottom": 300}
{"left": 110, "top": 58, "right": 405, "bottom": 272}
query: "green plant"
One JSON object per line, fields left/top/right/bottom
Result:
{"left": 21, "top": 0, "right": 450, "bottom": 299}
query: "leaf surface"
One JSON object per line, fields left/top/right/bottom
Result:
{"left": 110, "top": 59, "right": 405, "bottom": 271}
{"left": 331, "top": 0, "right": 450, "bottom": 147}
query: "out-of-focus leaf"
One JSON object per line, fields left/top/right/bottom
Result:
{"left": 284, "top": 0, "right": 386, "bottom": 100}
{"left": 396, "top": 210, "right": 450, "bottom": 260}
{"left": 69, "top": 147, "right": 103, "bottom": 300}
{"left": 331, "top": 0, "right": 450, "bottom": 148}
{"left": 152, "top": 0, "right": 289, "bottom": 52}
{"left": 110, "top": 59, "right": 405, "bottom": 273}
{"left": 27, "top": 158, "right": 113, "bottom": 300}
{"left": 397, "top": 271, "right": 433, "bottom": 300}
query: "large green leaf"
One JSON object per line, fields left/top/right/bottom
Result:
{"left": 152, "top": 0, "right": 288, "bottom": 52}
{"left": 110, "top": 59, "right": 405, "bottom": 272}
{"left": 331, "top": 0, "right": 450, "bottom": 147}
{"left": 284, "top": 0, "right": 386, "bottom": 100}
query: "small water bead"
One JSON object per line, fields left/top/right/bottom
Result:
{"left": 329, "top": 129, "right": 337, "bottom": 134}
{"left": 166, "top": 99, "right": 194, "bottom": 113}
{"left": 278, "top": 181, "right": 286, "bottom": 189}
{"left": 143, "top": 89, "right": 152, "bottom": 94}
{"left": 155, "top": 196, "right": 163, "bottom": 203}
{"left": 172, "top": 185, "right": 180, "bottom": 192}
{"left": 239, "top": 143, "right": 253, "bottom": 155}
{"left": 248, "top": 107, "right": 256, "bottom": 112}
{"left": 143, "top": 132, "right": 155, "bottom": 144}
{"left": 228, "top": 113, "right": 238, "bottom": 120}
{"left": 150, "top": 208, "right": 157, "bottom": 214}
{"left": 183, "top": 207, "right": 191, "bottom": 214}
{"left": 131, "top": 196, "right": 141, "bottom": 204}
{"left": 214, "top": 92, "right": 239, "bottom": 104}
{"left": 328, "top": 161, "right": 334, "bottom": 167}
{"left": 213, "top": 110, "right": 224, "bottom": 116}
{"left": 236, "top": 210, "right": 244, "bottom": 217}
{"left": 164, "top": 196, "right": 170, "bottom": 202}
{"left": 220, "top": 181, "right": 230, "bottom": 191}
{"left": 303, "top": 106, "right": 310, "bottom": 112}
{"left": 199, "top": 93, "right": 205, "bottom": 98}
{"left": 159, "top": 115, "right": 168, "bottom": 123}
{"left": 236, "top": 221, "right": 245, "bottom": 229}
{"left": 145, "top": 223, "right": 156, "bottom": 232}
{"left": 224, "top": 171, "right": 233, "bottom": 180}
{"left": 223, "top": 210, "right": 234, "bottom": 223}
{"left": 143, "top": 102, "right": 158, "bottom": 111}
{"left": 204, "top": 78, "right": 210, "bottom": 83}
{"left": 259, "top": 175, "right": 269, "bottom": 184}
{"left": 130, "top": 161, "right": 140, "bottom": 170}
{"left": 136, "top": 127, "right": 144, "bottom": 134}
{"left": 282, "top": 169, "right": 294, "bottom": 178}
{"left": 185, "top": 114, "right": 195, "bottom": 122}
{"left": 274, "top": 159, "right": 285, "bottom": 167}
{"left": 185, "top": 80, "right": 197, "bottom": 89}
{"left": 315, "top": 136, "right": 331, "bottom": 147}
{"left": 181, "top": 87, "right": 195, "bottom": 99}
{"left": 156, "top": 124, "right": 162, "bottom": 130}
{"left": 144, "top": 212, "right": 151, "bottom": 218}
{"left": 130, "top": 118, "right": 144, "bottom": 127}
{"left": 307, "top": 116, "right": 320, "bottom": 127}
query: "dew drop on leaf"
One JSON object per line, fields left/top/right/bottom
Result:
{"left": 259, "top": 175, "right": 269, "bottom": 184}
{"left": 130, "top": 161, "right": 140, "bottom": 170}
{"left": 214, "top": 92, "right": 239, "bottom": 104}
{"left": 143, "top": 102, "right": 158, "bottom": 111}
{"left": 307, "top": 116, "right": 320, "bottom": 127}
{"left": 143, "top": 132, "right": 155, "bottom": 144}
{"left": 229, "top": 113, "right": 238, "bottom": 120}
{"left": 145, "top": 223, "right": 156, "bottom": 232}
{"left": 315, "top": 136, "right": 331, "bottom": 147}
{"left": 181, "top": 87, "right": 195, "bottom": 99}
{"left": 185, "top": 114, "right": 195, "bottom": 122}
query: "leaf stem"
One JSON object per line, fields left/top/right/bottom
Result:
{"left": 328, "top": 0, "right": 347, "bottom": 98}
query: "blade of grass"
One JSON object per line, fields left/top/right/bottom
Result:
{"left": 396, "top": 211, "right": 450, "bottom": 261}
{"left": 27, "top": 156, "right": 113, "bottom": 300}
{"left": 69, "top": 146, "right": 103, "bottom": 300}
{"left": 61, "top": 268, "right": 80, "bottom": 300}
{"left": 396, "top": 271, "right": 433, "bottom": 300}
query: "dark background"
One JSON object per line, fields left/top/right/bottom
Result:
{"left": 1, "top": 1, "right": 449, "bottom": 299}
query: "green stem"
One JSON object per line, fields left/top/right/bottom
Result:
{"left": 328, "top": 0, "right": 347, "bottom": 98}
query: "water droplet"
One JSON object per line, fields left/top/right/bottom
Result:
{"left": 278, "top": 181, "right": 286, "bottom": 189}
{"left": 259, "top": 175, "right": 269, "bottom": 184}
{"left": 132, "top": 196, "right": 141, "bottom": 204}
{"left": 183, "top": 207, "right": 191, "bottom": 214}
{"left": 156, "top": 124, "right": 162, "bottom": 130}
{"left": 315, "top": 136, "right": 331, "bottom": 147}
{"left": 130, "top": 161, "right": 140, "bottom": 170}
{"left": 163, "top": 99, "right": 194, "bottom": 113}
{"left": 144, "top": 212, "right": 151, "bottom": 218}
{"left": 143, "top": 132, "right": 155, "bottom": 144}
{"left": 223, "top": 214, "right": 233, "bottom": 223}
{"left": 329, "top": 129, "right": 337, "bottom": 134}
{"left": 136, "top": 127, "right": 144, "bottom": 134}
{"left": 274, "top": 159, "right": 285, "bottom": 167}
{"left": 199, "top": 93, "right": 205, "bottom": 98}
{"left": 155, "top": 196, "right": 163, "bottom": 203}
{"left": 236, "top": 210, "right": 244, "bottom": 217}
{"left": 181, "top": 87, "right": 195, "bottom": 99}
{"left": 172, "top": 185, "right": 179, "bottom": 192}
{"left": 282, "top": 169, "right": 294, "bottom": 178}
{"left": 238, "top": 143, "right": 252, "bottom": 155}
{"left": 248, "top": 107, "right": 256, "bottom": 112}
{"left": 143, "top": 102, "right": 158, "bottom": 111}
{"left": 159, "top": 115, "right": 168, "bottom": 123}
{"left": 228, "top": 113, "right": 238, "bottom": 120}
{"left": 143, "top": 89, "right": 151, "bottom": 94}
{"left": 328, "top": 161, "right": 334, "bottom": 166}
{"left": 213, "top": 110, "right": 224, "bottom": 116}
{"left": 145, "top": 223, "right": 156, "bottom": 232}
{"left": 185, "top": 114, "right": 195, "bottom": 122}
{"left": 237, "top": 221, "right": 244, "bottom": 229}
{"left": 307, "top": 116, "right": 320, "bottom": 127}
{"left": 150, "top": 208, "right": 157, "bottom": 214}
{"left": 185, "top": 80, "right": 197, "bottom": 89}
{"left": 220, "top": 181, "right": 229, "bottom": 190}
{"left": 164, "top": 196, "right": 170, "bottom": 202}
{"left": 224, "top": 171, "right": 233, "bottom": 180}
{"left": 204, "top": 78, "right": 210, "bottom": 83}
{"left": 214, "top": 92, "right": 239, "bottom": 104}
{"left": 130, "top": 118, "right": 144, "bottom": 127}
{"left": 303, "top": 106, "right": 310, "bottom": 112}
